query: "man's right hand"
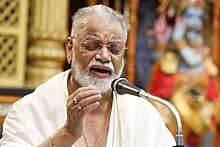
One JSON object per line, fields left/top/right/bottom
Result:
{"left": 64, "top": 85, "right": 102, "bottom": 139}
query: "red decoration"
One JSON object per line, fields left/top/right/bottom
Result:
{"left": 149, "top": 65, "right": 174, "bottom": 98}
{"left": 206, "top": 77, "right": 219, "bottom": 101}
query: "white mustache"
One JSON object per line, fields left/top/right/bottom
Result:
{"left": 88, "top": 60, "right": 114, "bottom": 72}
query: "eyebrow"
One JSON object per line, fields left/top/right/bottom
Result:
{"left": 84, "top": 35, "right": 122, "bottom": 43}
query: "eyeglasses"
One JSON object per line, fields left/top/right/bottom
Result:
{"left": 71, "top": 37, "right": 127, "bottom": 55}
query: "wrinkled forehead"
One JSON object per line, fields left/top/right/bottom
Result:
{"left": 78, "top": 15, "right": 125, "bottom": 42}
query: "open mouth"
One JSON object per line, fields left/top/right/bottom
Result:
{"left": 90, "top": 67, "right": 111, "bottom": 74}
{"left": 90, "top": 66, "right": 112, "bottom": 77}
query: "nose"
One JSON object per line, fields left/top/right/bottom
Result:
{"left": 95, "top": 45, "right": 111, "bottom": 63}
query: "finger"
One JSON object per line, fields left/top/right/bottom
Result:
{"left": 74, "top": 85, "right": 99, "bottom": 95}
{"left": 71, "top": 98, "right": 100, "bottom": 115}
{"left": 75, "top": 89, "right": 101, "bottom": 102}
{"left": 69, "top": 86, "right": 100, "bottom": 101}
{"left": 79, "top": 101, "right": 100, "bottom": 115}
{"left": 77, "top": 94, "right": 102, "bottom": 108}
{"left": 73, "top": 103, "right": 83, "bottom": 113}
{"left": 67, "top": 89, "right": 101, "bottom": 109}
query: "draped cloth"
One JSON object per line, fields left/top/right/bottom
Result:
{"left": 0, "top": 70, "right": 175, "bottom": 147}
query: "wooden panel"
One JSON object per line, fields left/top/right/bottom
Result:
{"left": 211, "top": 0, "right": 220, "bottom": 73}
{"left": 0, "top": 0, "right": 29, "bottom": 87}
{"left": 27, "top": 0, "right": 68, "bottom": 88}
{"left": 0, "top": 95, "right": 22, "bottom": 103}
{"left": 0, "top": 117, "right": 5, "bottom": 125}
{"left": 126, "top": 0, "right": 138, "bottom": 84}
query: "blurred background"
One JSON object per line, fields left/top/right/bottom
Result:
{"left": 0, "top": 0, "right": 220, "bottom": 146}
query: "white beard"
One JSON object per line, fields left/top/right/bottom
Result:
{"left": 71, "top": 54, "right": 124, "bottom": 94}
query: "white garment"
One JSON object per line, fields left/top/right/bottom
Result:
{"left": 0, "top": 70, "right": 176, "bottom": 147}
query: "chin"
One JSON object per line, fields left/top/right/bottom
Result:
{"left": 76, "top": 75, "right": 114, "bottom": 93}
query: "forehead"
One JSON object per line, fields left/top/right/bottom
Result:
{"left": 80, "top": 16, "right": 124, "bottom": 41}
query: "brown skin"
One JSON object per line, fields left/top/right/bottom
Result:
{"left": 38, "top": 17, "right": 126, "bottom": 147}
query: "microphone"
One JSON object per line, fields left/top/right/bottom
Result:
{"left": 111, "top": 78, "right": 142, "bottom": 96}
{"left": 111, "top": 78, "right": 184, "bottom": 147}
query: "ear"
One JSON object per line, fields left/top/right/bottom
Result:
{"left": 65, "top": 37, "right": 73, "bottom": 64}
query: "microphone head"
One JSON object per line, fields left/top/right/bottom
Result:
{"left": 111, "top": 77, "right": 142, "bottom": 96}
{"left": 111, "top": 78, "right": 129, "bottom": 94}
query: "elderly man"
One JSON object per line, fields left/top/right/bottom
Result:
{"left": 0, "top": 5, "right": 175, "bottom": 147}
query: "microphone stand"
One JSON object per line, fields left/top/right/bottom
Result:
{"left": 138, "top": 90, "right": 184, "bottom": 147}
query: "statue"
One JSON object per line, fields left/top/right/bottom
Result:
{"left": 148, "top": 0, "right": 220, "bottom": 146}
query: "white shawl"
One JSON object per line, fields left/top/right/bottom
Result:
{"left": 0, "top": 70, "right": 176, "bottom": 147}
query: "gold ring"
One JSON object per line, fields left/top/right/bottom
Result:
{"left": 77, "top": 103, "right": 82, "bottom": 110}
{"left": 73, "top": 97, "right": 78, "bottom": 104}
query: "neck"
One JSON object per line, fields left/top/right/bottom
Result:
{"left": 83, "top": 90, "right": 113, "bottom": 147}
{"left": 90, "top": 91, "right": 113, "bottom": 115}
{"left": 67, "top": 71, "right": 78, "bottom": 95}
{"left": 100, "top": 91, "right": 112, "bottom": 103}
